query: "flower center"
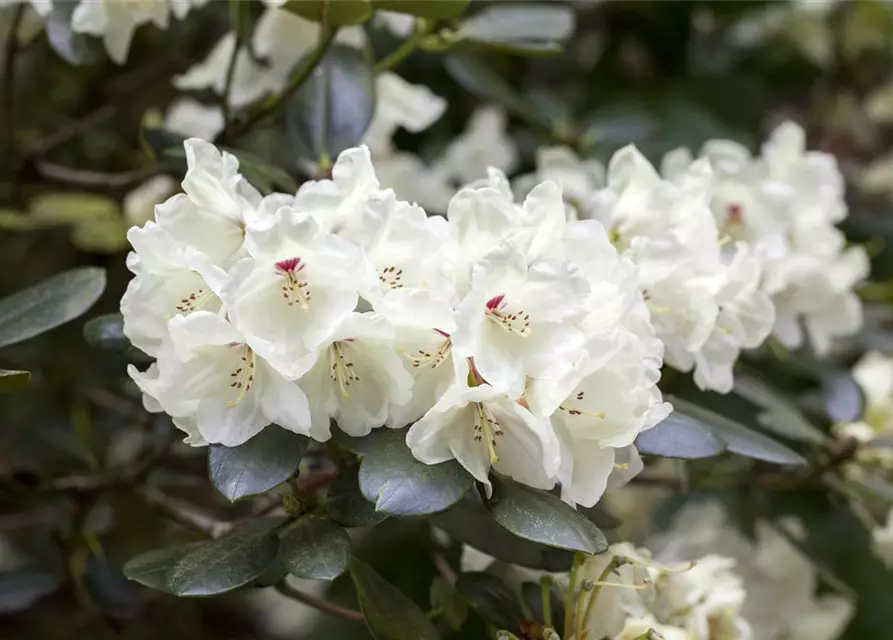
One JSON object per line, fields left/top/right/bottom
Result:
{"left": 379, "top": 265, "right": 405, "bottom": 290}
{"left": 330, "top": 342, "right": 359, "bottom": 397}
{"left": 473, "top": 402, "right": 504, "bottom": 464}
{"left": 726, "top": 203, "right": 743, "bottom": 226}
{"left": 175, "top": 287, "right": 215, "bottom": 315}
{"left": 559, "top": 390, "right": 606, "bottom": 419}
{"left": 485, "top": 295, "right": 531, "bottom": 336}
{"left": 405, "top": 330, "right": 452, "bottom": 369}
{"left": 227, "top": 344, "right": 256, "bottom": 407}
{"left": 275, "top": 257, "right": 311, "bottom": 310}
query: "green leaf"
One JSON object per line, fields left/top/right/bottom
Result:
{"left": 283, "top": 0, "right": 373, "bottom": 25}
{"left": 373, "top": 0, "right": 469, "bottom": 20}
{"left": 733, "top": 371, "right": 827, "bottom": 444}
{"left": 223, "top": 148, "right": 300, "bottom": 194}
{"left": 122, "top": 542, "right": 204, "bottom": 592}
{"left": 485, "top": 476, "right": 608, "bottom": 556}
{"left": 166, "top": 528, "right": 280, "bottom": 597}
{"left": 325, "top": 464, "right": 389, "bottom": 527}
{"left": 0, "top": 267, "right": 106, "bottom": 348}
{"left": 0, "top": 369, "right": 30, "bottom": 394}
{"left": 637, "top": 397, "right": 807, "bottom": 465}
{"left": 208, "top": 428, "right": 309, "bottom": 502}
{"left": 455, "top": 572, "right": 525, "bottom": 632}
{"left": 822, "top": 372, "right": 864, "bottom": 423}
{"left": 286, "top": 44, "right": 375, "bottom": 166}
{"left": 83, "top": 313, "right": 130, "bottom": 352}
{"left": 142, "top": 128, "right": 188, "bottom": 172}
{"left": 350, "top": 558, "right": 439, "bottom": 640}
{"left": 429, "top": 577, "right": 468, "bottom": 631}
{"left": 429, "top": 497, "right": 574, "bottom": 571}
{"left": 357, "top": 428, "right": 473, "bottom": 517}
{"left": 0, "top": 570, "right": 61, "bottom": 614}
{"left": 458, "top": 4, "right": 574, "bottom": 55}
{"left": 444, "top": 54, "right": 547, "bottom": 128}
{"left": 280, "top": 517, "right": 352, "bottom": 580}
{"left": 635, "top": 413, "right": 727, "bottom": 459}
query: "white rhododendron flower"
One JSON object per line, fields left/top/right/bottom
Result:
{"left": 513, "top": 145, "right": 605, "bottom": 220}
{"left": 71, "top": 0, "right": 207, "bottom": 64}
{"left": 163, "top": 97, "right": 225, "bottom": 141}
{"left": 174, "top": 5, "right": 364, "bottom": 108}
{"left": 835, "top": 350, "right": 893, "bottom": 443}
{"left": 436, "top": 106, "right": 519, "bottom": 186}
{"left": 664, "top": 121, "right": 868, "bottom": 357}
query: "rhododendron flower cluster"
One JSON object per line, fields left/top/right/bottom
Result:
{"left": 123, "top": 139, "right": 669, "bottom": 507}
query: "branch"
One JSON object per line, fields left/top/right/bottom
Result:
{"left": 34, "top": 160, "right": 168, "bottom": 189}
{"left": 220, "top": 25, "right": 338, "bottom": 142}
{"left": 1, "top": 3, "right": 25, "bottom": 160}
{"left": 137, "top": 485, "right": 232, "bottom": 538}
{"left": 275, "top": 580, "right": 364, "bottom": 623}
{"left": 433, "top": 552, "right": 457, "bottom": 586}
{"left": 373, "top": 20, "right": 432, "bottom": 74}
{"left": 221, "top": 1, "right": 246, "bottom": 126}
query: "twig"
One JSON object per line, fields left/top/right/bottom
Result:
{"left": 298, "top": 469, "right": 339, "bottom": 493}
{"left": 220, "top": 26, "right": 338, "bottom": 142}
{"left": 86, "top": 388, "right": 151, "bottom": 425}
{"left": 275, "top": 580, "right": 364, "bottom": 623}
{"left": 373, "top": 20, "right": 431, "bottom": 74}
{"left": 433, "top": 552, "right": 457, "bottom": 586}
{"left": 26, "top": 105, "right": 118, "bottom": 159}
{"left": 221, "top": 1, "right": 246, "bottom": 126}
{"left": 137, "top": 485, "right": 232, "bottom": 538}
{"left": 1, "top": 3, "right": 24, "bottom": 160}
{"left": 35, "top": 160, "right": 167, "bottom": 189}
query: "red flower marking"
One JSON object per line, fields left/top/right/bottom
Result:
{"left": 485, "top": 294, "right": 505, "bottom": 311}
{"left": 434, "top": 328, "right": 451, "bottom": 338}
{"left": 275, "top": 257, "right": 303, "bottom": 273}
{"left": 727, "top": 204, "right": 743, "bottom": 225}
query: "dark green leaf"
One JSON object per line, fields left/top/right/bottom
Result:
{"left": 350, "top": 558, "right": 439, "bottom": 640}
{"left": 325, "top": 464, "right": 389, "bottom": 527}
{"left": 444, "top": 54, "right": 547, "bottom": 128}
{"left": 635, "top": 414, "right": 725, "bottom": 459}
{"left": 45, "top": 2, "right": 100, "bottom": 65}
{"left": 429, "top": 497, "right": 573, "bottom": 571}
{"left": 286, "top": 44, "right": 375, "bottom": 166}
{"left": 0, "top": 267, "right": 106, "bottom": 348}
{"left": 280, "top": 517, "right": 351, "bottom": 580}
{"left": 357, "top": 428, "right": 473, "bottom": 517}
{"left": 122, "top": 542, "right": 204, "bottom": 592}
{"left": 166, "top": 528, "right": 280, "bottom": 597}
{"left": 84, "top": 554, "right": 140, "bottom": 616}
{"left": 283, "top": 0, "right": 373, "bottom": 25}
{"left": 458, "top": 4, "right": 574, "bottom": 55}
{"left": 208, "top": 427, "right": 308, "bottom": 502}
{"left": 253, "top": 556, "right": 289, "bottom": 588}
{"left": 430, "top": 577, "right": 468, "bottom": 631}
{"left": 373, "top": 0, "right": 469, "bottom": 19}
{"left": 485, "top": 476, "right": 608, "bottom": 556}
{"left": 142, "top": 128, "right": 188, "bottom": 172}
{"left": 733, "top": 371, "right": 827, "bottom": 444}
{"left": 455, "top": 572, "right": 525, "bottom": 632}
{"left": 0, "top": 369, "right": 30, "bottom": 393}
{"left": 223, "top": 148, "right": 300, "bottom": 194}
{"left": 823, "top": 372, "right": 864, "bottom": 423}
{"left": 521, "top": 580, "right": 564, "bottom": 633}
{"left": 0, "top": 570, "right": 61, "bottom": 613}
{"left": 582, "top": 107, "right": 657, "bottom": 145}
{"left": 83, "top": 313, "right": 130, "bottom": 352}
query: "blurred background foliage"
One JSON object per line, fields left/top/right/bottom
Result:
{"left": 4, "top": 1, "right": 893, "bottom": 638}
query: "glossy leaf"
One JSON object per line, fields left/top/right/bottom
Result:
{"left": 280, "top": 517, "right": 351, "bottom": 580}
{"left": 83, "top": 313, "right": 129, "bottom": 352}
{"left": 208, "top": 427, "right": 308, "bottom": 502}
{"left": 325, "top": 464, "right": 389, "bottom": 527}
{"left": 350, "top": 558, "right": 439, "bottom": 640}
{"left": 823, "top": 372, "right": 865, "bottom": 423}
{"left": 373, "top": 0, "right": 469, "bottom": 19}
{"left": 0, "top": 369, "right": 30, "bottom": 393}
{"left": 224, "top": 148, "right": 300, "bottom": 194}
{"left": 122, "top": 542, "right": 204, "bottom": 592}
{"left": 286, "top": 44, "right": 375, "bottom": 166}
{"left": 458, "top": 4, "right": 574, "bottom": 55}
{"left": 734, "top": 371, "right": 827, "bottom": 444}
{"left": 430, "top": 577, "right": 468, "bottom": 631}
{"left": 0, "top": 570, "right": 61, "bottom": 614}
{"left": 357, "top": 428, "right": 473, "bottom": 517}
{"left": 166, "top": 528, "right": 280, "bottom": 597}
{"left": 0, "top": 267, "right": 106, "bottom": 348}
{"left": 635, "top": 413, "right": 726, "bottom": 459}
{"left": 283, "top": 0, "right": 373, "bottom": 25}
{"left": 456, "top": 572, "right": 525, "bottom": 632}
{"left": 429, "top": 498, "right": 574, "bottom": 571}
{"left": 485, "top": 476, "right": 608, "bottom": 555}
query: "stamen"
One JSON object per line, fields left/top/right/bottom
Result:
{"left": 227, "top": 346, "right": 256, "bottom": 407}
{"left": 402, "top": 332, "right": 452, "bottom": 370}
{"left": 621, "top": 555, "right": 697, "bottom": 574}
{"left": 275, "top": 257, "right": 311, "bottom": 310}
{"left": 378, "top": 265, "right": 405, "bottom": 290}
{"left": 175, "top": 287, "right": 215, "bottom": 314}
{"left": 330, "top": 342, "right": 359, "bottom": 397}
{"left": 718, "top": 234, "right": 732, "bottom": 246}
{"left": 559, "top": 404, "right": 606, "bottom": 419}
{"left": 485, "top": 294, "right": 531, "bottom": 336}
{"left": 613, "top": 462, "right": 630, "bottom": 471}
{"left": 473, "top": 403, "right": 503, "bottom": 464}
